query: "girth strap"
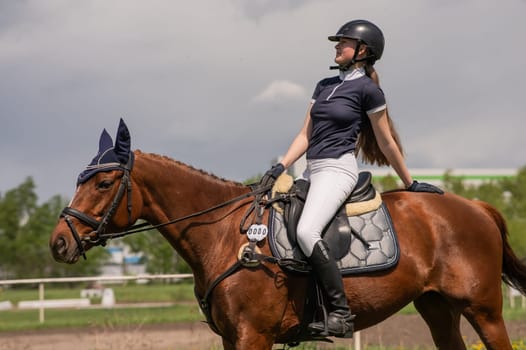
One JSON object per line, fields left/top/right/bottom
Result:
{"left": 195, "top": 245, "right": 309, "bottom": 334}
{"left": 196, "top": 261, "right": 243, "bottom": 333}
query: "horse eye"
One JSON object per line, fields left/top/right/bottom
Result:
{"left": 97, "top": 180, "right": 114, "bottom": 190}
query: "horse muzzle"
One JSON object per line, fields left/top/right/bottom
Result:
{"left": 50, "top": 221, "right": 86, "bottom": 264}
{"left": 50, "top": 237, "right": 81, "bottom": 264}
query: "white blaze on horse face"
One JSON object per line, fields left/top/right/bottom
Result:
{"left": 67, "top": 185, "right": 82, "bottom": 207}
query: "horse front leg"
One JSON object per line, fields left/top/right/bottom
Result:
{"left": 212, "top": 265, "right": 292, "bottom": 350}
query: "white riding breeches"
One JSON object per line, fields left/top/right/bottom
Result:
{"left": 296, "top": 152, "right": 358, "bottom": 257}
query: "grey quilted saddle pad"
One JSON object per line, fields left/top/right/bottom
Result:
{"left": 268, "top": 203, "right": 400, "bottom": 275}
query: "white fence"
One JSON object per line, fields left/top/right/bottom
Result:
{"left": 509, "top": 286, "right": 526, "bottom": 308}
{"left": 0, "top": 274, "right": 193, "bottom": 323}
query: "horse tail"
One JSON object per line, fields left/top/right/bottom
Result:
{"left": 476, "top": 200, "right": 526, "bottom": 295}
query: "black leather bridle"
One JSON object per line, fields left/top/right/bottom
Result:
{"left": 60, "top": 156, "right": 134, "bottom": 259}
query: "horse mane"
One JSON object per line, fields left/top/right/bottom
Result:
{"left": 134, "top": 150, "right": 245, "bottom": 187}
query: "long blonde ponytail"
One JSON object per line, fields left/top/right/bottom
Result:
{"left": 355, "top": 64, "right": 404, "bottom": 166}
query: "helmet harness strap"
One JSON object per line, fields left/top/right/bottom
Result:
{"left": 329, "top": 39, "right": 376, "bottom": 71}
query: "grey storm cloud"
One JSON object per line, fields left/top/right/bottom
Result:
{"left": 0, "top": 0, "right": 525, "bottom": 203}
{"left": 232, "top": 0, "right": 317, "bottom": 19}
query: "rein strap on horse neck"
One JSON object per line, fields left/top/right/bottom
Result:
{"left": 103, "top": 183, "right": 273, "bottom": 241}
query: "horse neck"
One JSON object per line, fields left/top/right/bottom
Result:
{"left": 133, "top": 151, "right": 248, "bottom": 220}
{"left": 132, "top": 151, "right": 249, "bottom": 277}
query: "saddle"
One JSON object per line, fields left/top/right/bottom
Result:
{"left": 268, "top": 171, "right": 399, "bottom": 275}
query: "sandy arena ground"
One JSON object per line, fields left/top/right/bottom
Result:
{"left": 0, "top": 314, "right": 525, "bottom": 349}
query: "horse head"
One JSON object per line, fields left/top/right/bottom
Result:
{"left": 50, "top": 119, "right": 142, "bottom": 263}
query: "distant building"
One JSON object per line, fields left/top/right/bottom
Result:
{"left": 369, "top": 168, "right": 517, "bottom": 186}
{"left": 102, "top": 243, "right": 145, "bottom": 277}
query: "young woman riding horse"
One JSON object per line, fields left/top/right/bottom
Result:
{"left": 260, "top": 19, "right": 442, "bottom": 337}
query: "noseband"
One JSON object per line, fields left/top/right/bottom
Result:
{"left": 60, "top": 158, "right": 133, "bottom": 260}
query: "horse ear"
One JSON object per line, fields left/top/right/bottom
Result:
{"left": 114, "top": 118, "right": 131, "bottom": 163}
{"left": 98, "top": 129, "right": 114, "bottom": 154}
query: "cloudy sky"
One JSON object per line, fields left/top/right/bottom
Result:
{"left": 1, "top": 0, "right": 525, "bottom": 203}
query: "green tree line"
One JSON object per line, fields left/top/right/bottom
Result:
{"left": 1, "top": 168, "right": 526, "bottom": 280}
{"left": 0, "top": 178, "right": 107, "bottom": 280}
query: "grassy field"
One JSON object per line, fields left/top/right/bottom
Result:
{"left": 0, "top": 282, "right": 196, "bottom": 304}
{"left": 0, "top": 281, "right": 201, "bottom": 331}
{"left": 0, "top": 304, "right": 203, "bottom": 331}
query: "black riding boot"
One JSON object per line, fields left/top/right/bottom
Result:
{"left": 307, "top": 240, "right": 354, "bottom": 337}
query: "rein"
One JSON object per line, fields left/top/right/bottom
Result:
{"left": 98, "top": 184, "right": 272, "bottom": 241}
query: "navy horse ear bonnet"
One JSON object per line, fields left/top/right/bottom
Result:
{"left": 77, "top": 118, "right": 135, "bottom": 185}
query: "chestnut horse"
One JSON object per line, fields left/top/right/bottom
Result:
{"left": 50, "top": 121, "right": 526, "bottom": 350}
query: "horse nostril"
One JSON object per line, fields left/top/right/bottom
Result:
{"left": 53, "top": 237, "right": 67, "bottom": 255}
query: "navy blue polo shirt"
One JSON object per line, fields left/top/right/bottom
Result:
{"left": 307, "top": 69, "right": 386, "bottom": 159}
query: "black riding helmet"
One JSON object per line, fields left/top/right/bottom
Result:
{"left": 329, "top": 19, "right": 384, "bottom": 69}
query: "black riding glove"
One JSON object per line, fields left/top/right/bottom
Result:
{"left": 259, "top": 163, "right": 285, "bottom": 189}
{"left": 407, "top": 181, "right": 444, "bottom": 194}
